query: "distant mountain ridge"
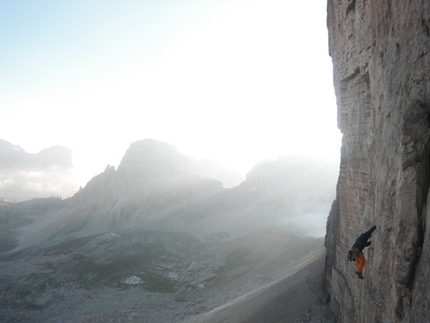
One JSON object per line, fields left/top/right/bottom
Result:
{"left": 0, "top": 139, "right": 72, "bottom": 170}
{"left": 0, "top": 138, "right": 244, "bottom": 201}
{"left": 2, "top": 139, "right": 338, "bottom": 252}
{"left": 0, "top": 139, "right": 76, "bottom": 201}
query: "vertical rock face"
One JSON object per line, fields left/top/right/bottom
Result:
{"left": 325, "top": 1, "right": 430, "bottom": 322}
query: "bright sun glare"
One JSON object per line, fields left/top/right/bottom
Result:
{"left": 0, "top": 0, "right": 341, "bottom": 188}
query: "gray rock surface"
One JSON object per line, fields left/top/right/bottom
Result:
{"left": 325, "top": 1, "right": 430, "bottom": 322}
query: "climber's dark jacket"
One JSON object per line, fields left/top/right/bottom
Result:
{"left": 348, "top": 225, "right": 376, "bottom": 279}
{"left": 352, "top": 225, "right": 376, "bottom": 251}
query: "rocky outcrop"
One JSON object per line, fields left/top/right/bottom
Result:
{"left": 325, "top": 1, "right": 430, "bottom": 322}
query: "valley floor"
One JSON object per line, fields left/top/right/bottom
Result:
{"left": 0, "top": 247, "right": 334, "bottom": 323}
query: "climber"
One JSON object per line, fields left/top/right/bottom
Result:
{"left": 347, "top": 225, "right": 376, "bottom": 279}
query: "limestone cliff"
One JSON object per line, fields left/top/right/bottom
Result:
{"left": 325, "top": 1, "right": 430, "bottom": 322}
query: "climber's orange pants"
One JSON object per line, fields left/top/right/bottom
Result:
{"left": 355, "top": 251, "right": 366, "bottom": 273}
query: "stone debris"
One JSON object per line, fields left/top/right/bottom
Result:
{"left": 124, "top": 276, "right": 144, "bottom": 285}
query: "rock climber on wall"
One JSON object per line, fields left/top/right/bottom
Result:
{"left": 347, "top": 225, "right": 377, "bottom": 279}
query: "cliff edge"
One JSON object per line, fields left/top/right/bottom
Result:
{"left": 325, "top": 1, "right": 430, "bottom": 322}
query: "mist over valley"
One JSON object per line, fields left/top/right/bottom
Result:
{"left": 0, "top": 138, "right": 337, "bottom": 322}
{"left": 0, "top": 1, "right": 342, "bottom": 321}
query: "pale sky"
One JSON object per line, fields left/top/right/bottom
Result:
{"left": 1, "top": 0, "right": 341, "bottom": 188}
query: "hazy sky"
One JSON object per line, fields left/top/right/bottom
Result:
{"left": 1, "top": 0, "right": 341, "bottom": 187}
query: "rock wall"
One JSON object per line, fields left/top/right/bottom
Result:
{"left": 325, "top": 1, "right": 430, "bottom": 322}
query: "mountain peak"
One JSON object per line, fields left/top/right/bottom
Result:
{"left": 117, "top": 139, "right": 192, "bottom": 180}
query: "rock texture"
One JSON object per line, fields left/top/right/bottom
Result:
{"left": 325, "top": 1, "right": 430, "bottom": 322}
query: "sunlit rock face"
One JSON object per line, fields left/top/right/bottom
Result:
{"left": 325, "top": 1, "right": 430, "bottom": 322}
